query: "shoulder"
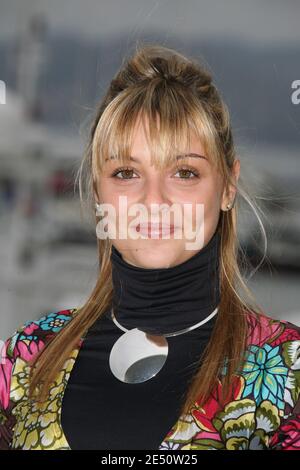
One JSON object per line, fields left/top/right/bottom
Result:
{"left": 244, "top": 310, "right": 300, "bottom": 383}
{"left": 0, "top": 307, "right": 78, "bottom": 410}
{"left": 242, "top": 310, "right": 300, "bottom": 418}
{"left": 244, "top": 311, "right": 300, "bottom": 449}
{"left": 245, "top": 309, "right": 300, "bottom": 347}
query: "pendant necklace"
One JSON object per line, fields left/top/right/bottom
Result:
{"left": 109, "top": 305, "right": 219, "bottom": 384}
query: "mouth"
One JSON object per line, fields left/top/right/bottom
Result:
{"left": 135, "top": 223, "right": 177, "bottom": 237}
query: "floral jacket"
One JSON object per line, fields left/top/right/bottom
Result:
{"left": 0, "top": 307, "right": 299, "bottom": 451}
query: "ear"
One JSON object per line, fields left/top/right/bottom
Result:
{"left": 221, "top": 159, "right": 240, "bottom": 211}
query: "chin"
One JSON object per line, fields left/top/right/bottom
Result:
{"left": 130, "top": 254, "right": 178, "bottom": 269}
{"left": 119, "top": 240, "right": 185, "bottom": 269}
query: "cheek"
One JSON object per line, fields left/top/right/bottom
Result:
{"left": 98, "top": 185, "right": 142, "bottom": 226}
{"left": 202, "top": 190, "right": 221, "bottom": 213}
{"left": 97, "top": 178, "right": 122, "bottom": 205}
{"left": 181, "top": 179, "right": 220, "bottom": 208}
{"left": 99, "top": 176, "right": 139, "bottom": 202}
{"left": 191, "top": 181, "right": 222, "bottom": 226}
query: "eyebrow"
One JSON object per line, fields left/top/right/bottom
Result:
{"left": 105, "top": 153, "right": 208, "bottom": 163}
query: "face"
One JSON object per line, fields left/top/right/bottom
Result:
{"left": 95, "top": 115, "right": 240, "bottom": 269}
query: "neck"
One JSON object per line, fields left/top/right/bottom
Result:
{"left": 110, "top": 230, "right": 221, "bottom": 335}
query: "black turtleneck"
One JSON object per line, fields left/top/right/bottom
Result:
{"left": 61, "top": 229, "right": 221, "bottom": 450}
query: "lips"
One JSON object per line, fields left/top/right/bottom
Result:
{"left": 136, "top": 223, "right": 176, "bottom": 236}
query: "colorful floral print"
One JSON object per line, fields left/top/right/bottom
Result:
{"left": 9, "top": 351, "right": 78, "bottom": 450}
{"left": 241, "top": 344, "right": 289, "bottom": 410}
{"left": 0, "top": 308, "right": 300, "bottom": 450}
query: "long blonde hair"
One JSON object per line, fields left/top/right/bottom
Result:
{"left": 29, "top": 42, "right": 268, "bottom": 417}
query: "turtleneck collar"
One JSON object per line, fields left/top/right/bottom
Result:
{"left": 110, "top": 229, "right": 221, "bottom": 335}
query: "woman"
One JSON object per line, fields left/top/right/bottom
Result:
{"left": 0, "top": 44, "right": 299, "bottom": 451}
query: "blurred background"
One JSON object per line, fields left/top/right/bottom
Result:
{"left": 0, "top": 0, "right": 299, "bottom": 339}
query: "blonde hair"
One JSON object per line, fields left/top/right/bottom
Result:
{"left": 29, "top": 42, "right": 268, "bottom": 417}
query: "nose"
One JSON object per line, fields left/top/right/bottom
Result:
{"left": 140, "top": 176, "right": 172, "bottom": 218}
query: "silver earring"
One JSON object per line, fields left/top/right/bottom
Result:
{"left": 95, "top": 202, "right": 101, "bottom": 215}
{"left": 226, "top": 196, "right": 236, "bottom": 211}
{"left": 225, "top": 197, "right": 236, "bottom": 211}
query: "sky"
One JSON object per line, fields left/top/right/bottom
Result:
{"left": 0, "top": 0, "right": 300, "bottom": 44}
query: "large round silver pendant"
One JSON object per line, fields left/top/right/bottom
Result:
{"left": 109, "top": 328, "right": 168, "bottom": 384}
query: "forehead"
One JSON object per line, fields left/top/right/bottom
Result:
{"left": 97, "top": 108, "right": 218, "bottom": 174}
{"left": 130, "top": 114, "right": 206, "bottom": 154}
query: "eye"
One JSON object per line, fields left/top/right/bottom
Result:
{"left": 110, "top": 165, "right": 200, "bottom": 181}
{"left": 111, "top": 167, "right": 139, "bottom": 179}
{"left": 173, "top": 166, "right": 200, "bottom": 180}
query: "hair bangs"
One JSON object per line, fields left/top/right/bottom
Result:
{"left": 92, "top": 81, "right": 221, "bottom": 181}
